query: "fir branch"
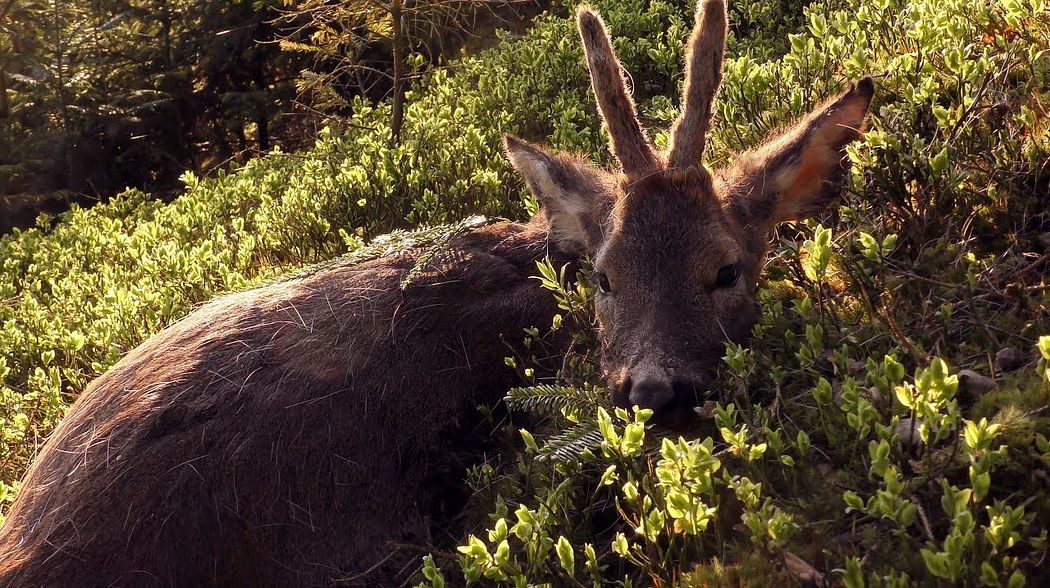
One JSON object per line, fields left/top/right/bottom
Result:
{"left": 504, "top": 384, "right": 600, "bottom": 416}
{"left": 400, "top": 214, "right": 494, "bottom": 290}
{"left": 537, "top": 422, "right": 604, "bottom": 463}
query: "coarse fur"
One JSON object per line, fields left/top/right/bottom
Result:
{"left": 0, "top": 0, "right": 873, "bottom": 585}
{"left": 0, "top": 220, "right": 571, "bottom": 587}
{"left": 505, "top": 3, "right": 873, "bottom": 423}
{"left": 667, "top": 0, "right": 727, "bottom": 168}
{"left": 576, "top": 10, "right": 661, "bottom": 177}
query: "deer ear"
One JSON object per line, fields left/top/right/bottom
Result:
{"left": 504, "top": 134, "right": 614, "bottom": 255}
{"left": 726, "top": 78, "right": 874, "bottom": 226}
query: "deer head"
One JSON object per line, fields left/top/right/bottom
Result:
{"left": 505, "top": 0, "right": 873, "bottom": 425}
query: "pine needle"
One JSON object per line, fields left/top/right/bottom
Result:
{"left": 505, "top": 384, "right": 599, "bottom": 416}
{"left": 537, "top": 422, "right": 604, "bottom": 463}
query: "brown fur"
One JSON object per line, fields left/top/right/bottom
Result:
{"left": 721, "top": 77, "right": 875, "bottom": 225}
{"left": 505, "top": 1, "right": 872, "bottom": 422}
{"left": 0, "top": 220, "right": 574, "bottom": 587}
{"left": 577, "top": 8, "right": 661, "bottom": 177}
{"left": 667, "top": 0, "right": 727, "bottom": 168}
{"left": 0, "top": 1, "right": 873, "bottom": 584}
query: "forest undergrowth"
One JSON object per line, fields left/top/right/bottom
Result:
{"left": 1, "top": 0, "right": 1048, "bottom": 584}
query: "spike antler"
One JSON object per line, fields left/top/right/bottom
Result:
{"left": 577, "top": 8, "right": 661, "bottom": 178}
{"left": 667, "top": 0, "right": 728, "bottom": 169}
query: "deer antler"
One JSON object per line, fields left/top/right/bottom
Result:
{"left": 667, "top": 0, "right": 728, "bottom": 169}
{"left": 577, "top": 8, "right": 661, "bottom": 178}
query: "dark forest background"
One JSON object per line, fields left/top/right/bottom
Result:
{"left": 0, "top": 0, "right": 544, "bottom": 232}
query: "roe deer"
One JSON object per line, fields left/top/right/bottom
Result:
{"left": 0, "top": 1, "right": 872, "bottom": 585}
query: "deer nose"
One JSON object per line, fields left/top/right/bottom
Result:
{"left": 627, "top": 377, "right": 674, "bottom": 412}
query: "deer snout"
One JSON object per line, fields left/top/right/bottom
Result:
{"left": 625, "top": 376, "right": 674, "bottom": 411}
{"left": 612, "top": 368, "right": 715, "bottom": 427}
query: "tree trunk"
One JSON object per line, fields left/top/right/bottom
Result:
{"left": 235, "top": 121, "right": 247, "bottom": 153}
{"left": 389, "top": 0, "right": 406, "bottom": 145}
{"left": 0, "top": 0, "right": 18, "bottom": 119}
{"left": 253, "top": 53, "right": 270, "bottom": 153}
{"left": 159, "top": 0, "right": 173, "bottom": 69}
{"left": 52, "top": 0, "right": 69, "bottom": 132}
{"left": 0, "top": 64, "right": 9, "bottom": 118}
{"left": 256, "top": 113, "right": 270, "bottom": 153}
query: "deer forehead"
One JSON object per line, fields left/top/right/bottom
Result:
{"left": 598, "top": 189, "right": 742, "bottom": 282}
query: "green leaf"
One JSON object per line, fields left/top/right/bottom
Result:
{"left": 940, "top": 482, "right": 972, "bottom": 518}
{"left": 519, "top": 429, "right": 538, "bottom": 453}
{"left": 980, "top": 562, "right": 1001, "bottom": 587}
{"left": 971, "top": 467, "right": 992, "bottom": 502}
{"left": 842, "top": 556, "right": 865, "bottom": 588}
{"left": 749, "top": 443, "right": 768, "bottom": 461}
{"left": 555, "top": 535, "right": 574, "bottom": 576}
{"left": 505, "top": 385, "right": 599, "bottom": 416}
{"left": 621, "top": 422, "right": 646, "bottom": 456}
{"left": 844, "top": 491, "right": 865, "bottom": 512}
{"left": 597, "top": 407, "right": 620, "bottom": 446}
{"left": 421, "top": 554, "right": 445, "bottom": 588}
{"left": 858, "top": 231, "right": 880, "bottom": 260}
{"left": 489, "top": 518, "right": 508, "bottom": 543}
{"left": 456, "top": 534, "right": 490, "bottom": 560}
{"left": 584, "top": 543, "right": 600, "bottom": 577}
{"left": 1007, "top": 570, "right": 1027, "bottom": 588}
{"left": 796, "top": 430, "right": 811, "bottom": 455}
{"left": 493, "top": 539, "right": 510, "bottom": 566}
{"left": 538, "top": 423, "right": 605, "bottom": 463}
{"left": 921, "top": 549, "right": 951, "bottom": 579}
{"left": 894, "top": 383, "right": 915, "bottom": 409}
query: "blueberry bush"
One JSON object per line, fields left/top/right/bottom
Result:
{"left": 1, "top": 0, "right": 1048, "bottom": 584}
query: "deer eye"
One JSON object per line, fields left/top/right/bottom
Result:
{"left": 594, "top": 270, "right": 613, "bottom": 294}
{"left": 714, "top": 264, "right": 740, "bottom": 289}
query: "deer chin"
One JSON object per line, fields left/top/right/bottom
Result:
{"left": 662, "top": 373, "right": 718, "bottom": 429}
{"left": 653, "top": 394, "right": 708, "bottom": 430}
{"left": 608, "top": 369, "right": 716, "bottom": 430}
{"left": 608, "top": 389, "right": 709, "bottom": 431}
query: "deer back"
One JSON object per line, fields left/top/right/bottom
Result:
{"left": 0, "top": 219, "right": 569, "bottom": 587}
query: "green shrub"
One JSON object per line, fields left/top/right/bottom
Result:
{"left": 1, "top": 0, "right": 1048, "bottom": 584}
{"left": 420, "top": 0, "right": 1050, "bottom": 584}
{"left": 0, "top": 0, "right": 703, "bottom": 520}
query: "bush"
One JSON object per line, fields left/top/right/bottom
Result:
{"left": 418, "top": 0, "right": 1050, "bottom": 585}
{"left": 1, "top": 0, "right": 1048, "bottom": 584}
{"left": 0, "top": 0, "right": 700, "bottom": 510}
